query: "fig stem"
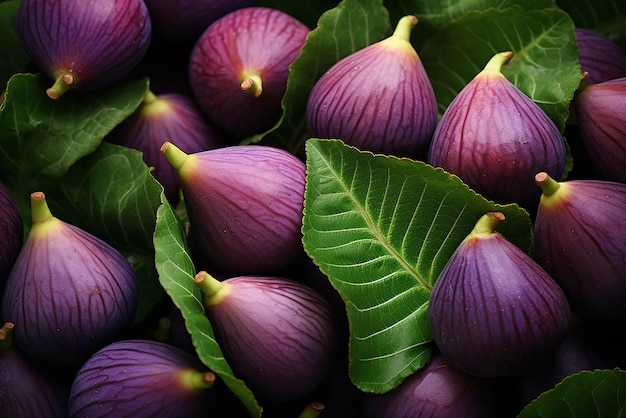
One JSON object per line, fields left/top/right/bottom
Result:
{"left": 194, "top": 271, "right": 228, "bottom": 305}
{"left": 0, "top": 322, "right": 15, "bottom": 350}
{"left": 470, "top": 212, "right": 505, "bottom": 236}
{"left": 181, "top": 369, "right": 216, "bottom": 390}
{"left": 143, "top": 90, "right": 159, "bottom": 105}
{"left": 241, "top": 74, "right": 263, "bottom": 98}
{"left": 46, "top": 72, "right": 75, "bottom": 99}
{"left": 483, "top": 51, "right": 513, "bottom": 74}
{"left": 30, "top": 192, "right": 55, "bottom": 224}
{"left": 392, "top": 15, "right": 418, "bottom": 41}
{"left": 535, "top": 172, "right": 561, "bottom": 197}
{"left": 298, "top": 402, "right": 325, "bottom": 418}
{"left": 160, "top": 141, "right": 190, "bottom": 171}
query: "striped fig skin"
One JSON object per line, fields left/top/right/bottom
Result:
{"left": 1, "top": 193, "right": 138, "bottom": 366}
{"left": 307, "top": 15, "right": 438, "bottom": 158}
{"left": 533, "top": 173, "right": 626, "bottom": 318}
{"left": 428, "top": 52, "right": 566, "bottom": 208}
{"left": 189, "top": 7, "right": 309, "bottom": 139}
{"left": 574, "top": 77, "right": 626, "bottom": 183}
{"left": 428, "top": 212, "right": 571, "bottom": 378}
{"left": 0, "top": 181, "right": 23, "bottom": 279}
{"left": 574, "top": 28, "right": 626, "bottom": 85}
{"left": 17, "top": 0, "right": 152, "bottom": 98}
{"left": 69, "top": 340, "right": 214, "bottom": 418}
{"left": 196, "top": 273, "right": 338, "bottom": 402}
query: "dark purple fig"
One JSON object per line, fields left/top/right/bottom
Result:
{"left": 188, "top": 7, "right": 310, "bottom": 139}
{"left": 106, "top": 90, "right": 225, "bottom": 206}
{"left": 361, "top": 354, "right": 495, "bottom": 418}
{"left": 143, "top": 0, "right": 258, "bottom": 44}
{"left": 307, "top": 15, "right": 438, "bottom": 158}
{"left": 160, "top": 142, "right": 306, "bottom": 274}
{"left": 532, "top": 172, "right": 626, "bottom": 318}
{"left": 1, "top": 192, "right": 138, "bottom": 366}
{"left": 428, "top": 212, "right": 571, "bottom": 378}
{"left": 1, "top": 322, "right": 69, "bottom": 418}
{"left": 68, "top": 339, "right": 215, "bottom": 418}
{"left": 0, "top": 181, "right": 23, "bottom": 281}
{"left": 573, "top": 76, "right": 626, "bottom": 183}
{"left": 428, "top": 51, "right": 566, "bottom": 208}
{"left": 194, "top": 271, "right": 338, "bottom": 402}
{"left": 574, "top": 28, "right": 626, "bottom": 85}
{"left": 17, "top": 0, "right": 152, "bottom": 99}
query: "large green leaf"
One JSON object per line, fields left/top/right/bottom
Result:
{"left": 302, "top": 138, "right": 532, "bottom": 393}
{"left": 0, "top": 0, "right": 29, "bottom": 90}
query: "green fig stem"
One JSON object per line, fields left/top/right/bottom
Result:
{"left": 470, "top": 212, "right": 505, "bottom": 236}
{"left": 142, "top": 90, "right": 159, "bottom": 105}
{"left": 241, "top": 74, "right": 263, "bottom": 98}
{"left": 392, "top": 15, "right": 418, "bottom": 41}
{"left": 535, "top": 172, "right": 561, "bottom": 197}
{"left": 483, "top": 51, "right": 513, "bottom": 74}
{"left": 46, "top": 72, "right": 75, "bottom": 99}
{"left": 160, "top": 141, "right": 190, "bottom": 171}
{"left": 194, "top": 271, "right": 229, "bottom": 306}
{"left": 298, "top": 402, "right": 325, "bottom": 418}
{"left": 180, "top": 369, "right": 217, "bottom": 390}
{"left": 30, "top": 191, "right": 55, "bottom": 224}
{"left": 0, "top": 322, "right": 15, "bottom": 351}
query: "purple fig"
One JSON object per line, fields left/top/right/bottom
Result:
{"left": 1, "top": 322, "right": 69, "bottom": 417}
{"left": 574, "top": 28, "right": 626, "bottom": 85}
{"left": 307, "top": 15, "right": 438, "bottom": 158}
{"left": 68, "top": 339, "right": 215, "bottom": 417}
{"left": 1, "top": 192, "right": 138, "bottom": 366}
{"left": 573, "top": 76, "right": 626, "bottom": 183}
{"left": 194, "top": 271, "right": 338, "bottom": 402}
{"left": 106, "top": 90, "right": 225, "bottom": 206}
{"left": 0, "top": 181, "right": 23, "bottom": 280}
{"left": 17, "top": 0, "right": 152, "bottom": 99}
{"left": 362, "top": 354, "right": 495, "bottom": 418}
{"left": 160, "top": 142, "right": 306, "bottom": 274}
{"left": 428, "top": 51, "right": 566, "bottom": 208}
{"left": 428, "top": 212, "right": 571, "bottom": 377}
{"left": 532, "top": 172, "right": 626, "bottom": 318}
{"left": 188, "top": 7, "right": 310, "bottom": 139}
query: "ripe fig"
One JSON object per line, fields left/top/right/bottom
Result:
{"left": 194, "top": 271, "right": 338, "bottom": 402}
{"left": 106, "top": 90, "right": 225, "bottom": 206}
{"left": 428, "top": 212, "right": 571, "bottom": 378}
{"left": 573, "top": 76, "right": 626, "bottom": 183}
{"left": 1, "top": 192, "right": 138, "bottom": 366}
{"left": 68, "top": 339, "right": 215, "bottom": 418}
{"left": 17, "top": 0, "right": 152, "bottom": 99}
{"left": 0, "top": 181, "right": 23, "bottom": 281}
{"left": 160, "top": 142, "right": 306, "bottom": 274}
{"left": 428, "top": 51, "right": 566, "bottom": 208}
{"left": 532, "top": 172, "right": 626, "bottom": 318}
{"left": 188, "top": 7, "right": 310, "bottom": 139}
{"left": 307, "top": 15, "right": 438, "bottom": 158}
{"left": 574, "top": 28, "right": 626, "bottom": 85}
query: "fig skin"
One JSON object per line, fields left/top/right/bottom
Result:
{"left": 0, "top": 181, "right": 23, "bottom": 281}
{"left": 533, "top": 172, "right": 626, "bottom": 318}
{"left": 68, "top": 339, "right": 215, "bottom": 418}
{"left": 106, "top": 90, "right": 225, "bottom": 206}
{"left": 188, "top": 7, "right": 310, "bottom": 139}
{"left": 573, "top": 76, "right": 626, "bottom": 183}
{"left": 195, "top": 271, "right": 338, "bottom": 402}
{"left": 161, "top": 142, "right": 306, "bottom": 274}
{"left": 307, "top": 15, "right": 438, "bottom": 158}
{"left": 574, "top": 28, "right": 626, "bottom": 85}
{"left": 1, "top": 192, "right": 139, "bottom": 366}
{"left": 428, "top": 51, "right": 566, "bottom": 208}
{"left": 428, "top": 212, "right": 571, "bottom": 378}
{"left": 17, "top": 0, "right": 152, "bottom": 99}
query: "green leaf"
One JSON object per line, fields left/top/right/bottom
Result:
{"left": 153, "top": 196, "right": 262, "bottom": 418}
{"left": 302, "top": 138, "right": 532, "bottom": 393}
{"left": 518, "top": 369, "right": 626, "bottom": 417}
{"left": 0, "top": 0, "right": 30, "bottom": 89}
{"left": 557, "top": 0, "right": 626, "bottom": 51}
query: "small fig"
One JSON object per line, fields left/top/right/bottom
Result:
{"left": 533, "top": 172, "right": 626, "bottom": 318}
{"left": 307, "top": 15, "right": 438, "bottom": 158}
{"left": 194, "top": 271, "right": 338, "bottom": 402}
{"left": 574, "top": 28, "right": 626, "bottom": 85}
{"left": 1, "top": 192, "right": 138, "bottom": 366}
{"left": 428, "top": 51, "right": 566, "bottom": 208}
{"left": 17, "top": 0, "right": 152, "bottom": 99}
{"left": 68, "top": 339, "right": 215, "bottom": 418}
{"left": 428, "top": 212, "right": 571, "bottom": 377}
{"left": 160, "top": 142, "right": 306, "bottom": 274}
{"left": 188, "top": 7, "right": 310, "bottom": 139}
{"left": 573, "top": 76, "right": 626, "bottom": 183}
{"left": 0, "top": 181, "right": 23, "bottom": 281}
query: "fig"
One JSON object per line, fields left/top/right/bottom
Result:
{"left": 307, "top": 15, "right": 438, "bottom": 158}
{"left": 428, "top": 51, "right": 566, "bottom": 208}
{"left": 1, "top": 322, "right": 69, "bottom": 417}
{"left": 188, "top": 7, "right": 310, "bottom": 139}
{"left": 0, "top": 180, "right": 23, "bottom": 281}
{"left": 361, "top": 354, "right": 495, "bottom": 418}
{"left": 160, "top": 142, "right": 306, "bottom": 274}
{"left": 68, "top": 339, "right": 215, "bottom": 418}
{"left": 1, "top": 192, "right": 138, "bottom": 366}
{"left": 194, "top": 271, "right": 338, "bottom": 402}
{"left": 574, "top": 28, "right": 626, "bottom": 85}
{"left": 532, "top": 172, "right": 626, "bottom": 318}
{"left": 573, "top": 76, "right": 626, "bottom": 183}
{"left": 17, "top": 0, "right": 152, "bottom": 99}
{"left": 106, "top": 90, "right": 225, "bottom": 206}
{"left": 427, "top": 212, "right": 571, "bottom": 378}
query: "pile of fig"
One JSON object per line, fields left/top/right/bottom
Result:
{"left": 1, "top": 0, "right": 625, "bottom": 417}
